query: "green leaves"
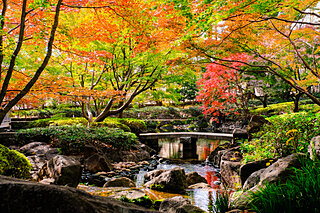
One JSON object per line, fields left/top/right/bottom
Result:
{"left": 18, "top": 125, "right": 138, "bottom": 154}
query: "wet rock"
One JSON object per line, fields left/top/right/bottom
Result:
{"left": 308, "top": 136, "right": 320, "bottom": 160}
{"left": 144, "top": 169, "right": 166, "bottom": 182}
{"left": 103, "top": 177, "right": 136, "bottom": 187}
{"left": 188, "top": 182, "right": 211, "bottom": 189}
{"left": 110, "top": 189, "right": 146, "bottom": 200}
{"left": 186, "top": 172, "right": 207, "bottom": 186}
{"left": 19, "top": 142, "right": 59, "bottom": 159}
{"left": 42, "top": 155, "right": 82, "bottom": 187}
{"left": 145, "top": 167, "right": 187, "bottom": 193}
{"left": 84, "top": 153, "right": 113, "bottom": 173}
{"left": 0, "top": 175, "right": 158, "bottom": 213}
{"left": 159, "top": 196, "right": 205, "bottom": 213}
{"left": 220, "top": 160, "right": 241, "bottom": 189}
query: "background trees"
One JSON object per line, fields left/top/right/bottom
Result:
{"left": 0, "top": 0, "right": 63, "bottom": 123}
{"left": 172, "top": 0, "right": 320, "bottom": 115}
{"left": 53, "top": 1, "right": 184, "bottom": 122}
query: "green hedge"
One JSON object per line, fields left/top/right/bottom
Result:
{"left": 0, "top": 144, "right": 32, "bottom": 179}
{"left": 28, "top": 117, "right": 88, "bottom": 128}
{"left": 18, "top": 126, "right": 138, "bottom": 154}
{"left": 241, "top": 112, "right": 320, "bottom": 163}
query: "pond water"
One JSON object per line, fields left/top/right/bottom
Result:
{"left": 159, "top": 138, "right": 222, "bottom": 161}
{"left": 138, "top": 163, "right": 220, "bottom": 212}
{"left": 133, "top": 138, "right": 225, "bottom": 212}
{"left": 79, "top": 138, "right": 225, "bottom": 212}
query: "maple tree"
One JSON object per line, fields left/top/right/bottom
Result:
{"left": 196, "top": 54, "right": 250, "bottom": 117}
{"left": 173, "top": 0, "right": 320, "bottom": 114}
{"left": 53, "top": 0, "right": 184, "bottom": 122}
{"left": 0, "top": 0, "right": 64, "bottom": 123}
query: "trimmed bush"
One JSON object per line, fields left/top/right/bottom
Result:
{"left": 18, "top": 126, "right": 138, "bottom": 154}
{"left": 116, "top": 118, "right": 147, "bottom": 134}
{"left": 92, "top": 118, "right": 131, "bottom": 132}
{"left": 28, "top": 117, "right": 88, "bottom": 128}
{"left": 0, "top": 144, "right": 32, "bottom": 179}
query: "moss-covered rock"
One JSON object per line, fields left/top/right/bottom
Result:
{"left": 0, "top": 144, "right": 32, "bottom": 179}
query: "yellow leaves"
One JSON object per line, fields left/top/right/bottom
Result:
{"left": 285, "top": 129, "right": 298, "bottom": 136}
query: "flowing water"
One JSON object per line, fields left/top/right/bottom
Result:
{"left": 79, "top": 138, "right": 225, "bottom": 212}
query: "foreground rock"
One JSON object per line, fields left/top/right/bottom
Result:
{"left": 233, "top": 153, "right": 305, "bottom": 209}
{"left": 186, "top": 172, "right": 207, "bottom": 186}
{"left": 145, "top": 167, "right": 187, "bottom": 193}
{"left": 41, "top": 155, "right": 82, "bottom": 187}
{"left": 159, "top": 196, "right": 205, "bottom": 213}
{"left": 0, "top": 175, "right": 158, "bottom": 213}
{"left": 103, "top": 177, "right": 136, "bottom": 187}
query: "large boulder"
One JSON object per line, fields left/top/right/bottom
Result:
{"left": 42, "top": 155, "right": 82, "bottom": 187}
{"left": 103, "top": 177, "right": 136, "bottom": 187}
{"left": 159, "top": 196, "right": 205, "bottom": 213}
{"left": 240, "top": 158, "right": 274, "bottom": 186}
{"left": 145, "top": 167, "right": 187, "bottom": 193}
{"left": 220, "top": 147, "right": 242, "bottom": 188}
{"left": 185, "top": 172, "right": 207, "bottom": 186}
{"left": 259, "top": 153, "right": 304, "bottom": 184}
{"left": 84, "top": 153, "right": 113, "bottom": 173}
{"left": 233, "top": 153, "right": 305, "bottom": 209}
{"left": 0, "top": 175, "right": 158, "bottom": 213}
{"left": 308, "top": 136, "right": 320, "bottom": 160}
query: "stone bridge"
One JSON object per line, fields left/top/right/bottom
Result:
{"left": 138, "top": 132, "right": 237, "bottom": 159}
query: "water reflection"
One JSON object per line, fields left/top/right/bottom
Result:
{"left": 152, "top": 163, "right": 219, "bottom": 212}
{"left": 159, "top": 138, "right": 221, "bottom": 160}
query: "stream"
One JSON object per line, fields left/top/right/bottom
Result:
{"left": 79, "top": 138, "right": 226, "bottom": 212}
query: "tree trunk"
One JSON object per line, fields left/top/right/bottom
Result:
{"left": 293, "top": 93, "right": 303, "bottom": 113}
{"left": 262, "top": 95, "right": 268, "bottom": 108}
